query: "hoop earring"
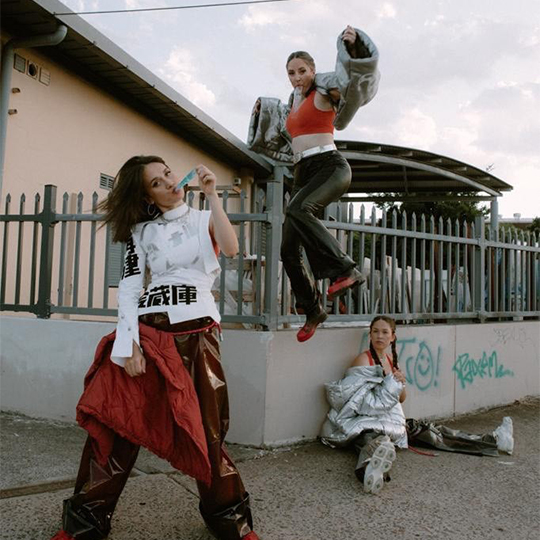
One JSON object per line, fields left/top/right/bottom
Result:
{"left": 147, "top": 202, "right": 158, "bottom": 217}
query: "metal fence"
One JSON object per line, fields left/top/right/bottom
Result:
{"left": 301, "top": 204, "right": 540, "bottom": 323}
{"left": 0, "top": 183, "right": 271, "bottom": 326}
{"left": 1, "top": 173, "right": 539, "bottom": 329}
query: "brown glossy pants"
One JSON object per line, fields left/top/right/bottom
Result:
{"left": 62, "top": 314, "right": 253, "bottom": 540}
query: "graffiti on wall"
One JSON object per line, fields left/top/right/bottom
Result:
{"left": 358, "top": 330, "right": 520, "bottom": 393}
{"left": 490, "top": 326, "right": 535, "bottom": 351}
{"left": 452, "top": 351, "right": 514, "bottom": 390}
{"left": 399, "top": 339, "right": 442, "bottom": 391}
{"left": 359, "top": 333, "right": 442, "bottom": 392}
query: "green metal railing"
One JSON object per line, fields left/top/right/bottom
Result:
{"left": 1, "top": 168, "right": 539, "bottom": 328}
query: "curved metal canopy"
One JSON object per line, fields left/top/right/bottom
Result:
{"left": 335, "top": 140, "right": 513, "bottom": 201}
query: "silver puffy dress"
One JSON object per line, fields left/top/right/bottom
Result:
{"left": 320, "top": 365, "right": 408, "bottom": 449}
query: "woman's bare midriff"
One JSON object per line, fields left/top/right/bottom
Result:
{"left": 291, "top": 132, "right": 335, "bottom": 155}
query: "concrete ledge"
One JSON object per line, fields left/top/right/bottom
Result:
{"left": 1, "top": 316, "right": 539, "bottom": 446}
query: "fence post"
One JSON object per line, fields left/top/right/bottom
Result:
{"left": 474, "top": 215, "right": 486, "bottom": 319}
{"left": 36, "top": 184, "right": 57, "bottom": 318}
{"left": 490, "top": 198, "right": 499, "bottom": 234}
{"left": 262, "top": 165, "right": 284, "bottom": 330}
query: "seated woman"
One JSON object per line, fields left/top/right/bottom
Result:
{"left": 320, "top": 316, "right": 407, "bottom": 494}
{"left": 320, "top": 316, "right": 514, "bottom": 495}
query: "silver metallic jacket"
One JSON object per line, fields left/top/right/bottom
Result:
{"left": 247, "top": 28, "right": 380, "bottom": 162}
{"left": 320, "top": 365, "right": 408, "bottom": 448}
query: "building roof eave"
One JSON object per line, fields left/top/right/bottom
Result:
{"left": 2, "top": 0, "right": 272, "bottom": 176}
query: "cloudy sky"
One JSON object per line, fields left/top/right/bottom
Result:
{"left": 61, "top": 0, "right": 540, "bottom": 218}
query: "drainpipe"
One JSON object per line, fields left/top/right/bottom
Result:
{"left": 0, "top": 25, "right": 68, "bottom": 201}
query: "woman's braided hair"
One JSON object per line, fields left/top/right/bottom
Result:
{"left": 368, "top": 316, "right": 398, "bottom": 370}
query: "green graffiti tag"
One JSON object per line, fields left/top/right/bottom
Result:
{"left": 400, "top": 339, "right": 441, "bottom": 392}
{"left": 452, "top": 351, "right": 514, "bottom": 390}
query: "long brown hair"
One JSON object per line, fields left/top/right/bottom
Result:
{"left": 368, "top": 316, "right": 399, "bottom": 370}
{"left": 97, "top": 155, "right": 165, "bottom": 243}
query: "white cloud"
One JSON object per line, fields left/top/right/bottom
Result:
{"left": 238, "top": 6, "right": 287, "bottom": 31}
{"left": 56, "top": 0, "right": 540, "bottom": 218}
{"left": 63, "top": 0, "right": 97, "bottom": 11}
{"left": 467, "top": 82, "right": 540, "bottom": 157}
{"left": 238, "top": 0, "right": 377, "bottom": 41}
{"left": 423, "top": 14, "right": 445, "bottom": 27}
{"left": 377, "top": 3, "right": 397, "bottom": 19}
{"left": 392, "top": 108, "right": 439, "bottom": 148}
{"left": 492, "top": 159, "right": 540, "bottom": 217}
{"left": 124, "top": 0, "right": 158, "bottom": 9}
{"left": 157, "top": 47, "right": 216, "bottom": 109}
{"left": 439, "top": 126, "right": 477, "bottom": 154}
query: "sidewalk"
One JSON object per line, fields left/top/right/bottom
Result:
{"left": 1, "top": 398, "right": 539, "bottom": 540}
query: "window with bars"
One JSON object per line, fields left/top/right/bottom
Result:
{"left": 100, "top": 172, "right": 123, "bottom": 286}
{"left": 106, "top": 229, "right": 125, "bottom": 288}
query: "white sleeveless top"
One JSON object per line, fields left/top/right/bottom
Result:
{"left": 111, "top": 204, "right": 221, "bottom": 366}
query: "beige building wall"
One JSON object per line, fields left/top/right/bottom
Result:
{"left": 3, "top": 44, "right": 241, "bottom": 202}
{"left": 1, "top": 40, "right": 255, "bottom": 316}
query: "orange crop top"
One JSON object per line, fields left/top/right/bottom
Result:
{"left": 366, "top": 350, "right": 396, "bottom": 373}
{"left": 286, "top": 91, "right": 335, "bottom": 138}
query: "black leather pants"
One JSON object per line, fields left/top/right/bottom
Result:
{"left": 281, "top": 151, "right": 356, "bottom": 313}
{"left": 62, "top": 315, "right": 253, "bottom": 540}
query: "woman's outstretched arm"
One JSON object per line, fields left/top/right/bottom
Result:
{"left": 198, "top": 165, "right": 239, "bottom": 258}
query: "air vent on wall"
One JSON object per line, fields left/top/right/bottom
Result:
{"left": 27, "top": 62, "right": 39, "bottom": 79}
{"left": 39, "top": 68, "right": 51, "bottom": 86}
{"left": 100, "top": 173, "right": 114, "bottom": 190}
{"left": 13, "top": 54, "right": 26, "bottom": 73}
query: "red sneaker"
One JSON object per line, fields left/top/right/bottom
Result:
{"left": 296, "top": 309, "right": 328, "bottom": 343}
{"left": 51, "top": 531, "right": 75, "bottom": 540}
{"left": 327, "top": 268, "right": 365, "bottom": 300}
{"left": 242, "top": 533, "right": 261, "bottom": 540}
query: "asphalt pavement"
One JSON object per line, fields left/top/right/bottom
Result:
{"left": 0, "top": 398, "right": 539, "bottom": 540}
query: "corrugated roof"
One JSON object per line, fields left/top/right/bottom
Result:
{"left": 1, "top": 0, "right": 273, "bottom": 176}
{"left": 336, "top": 140, "right": 512, "bottom": 199}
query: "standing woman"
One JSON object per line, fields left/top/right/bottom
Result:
{"left": 248, "top": 25, "right": 381, "bottom": 342}
{"left": 52, "top": 156, "right": 259, "bottom": 540}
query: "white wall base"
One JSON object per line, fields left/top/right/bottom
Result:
{"left": 1, "top": 316, "right": 539, "bottom": 446}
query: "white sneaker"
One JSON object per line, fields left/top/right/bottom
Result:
{"left": 363, "top": 439, "right": 396, "bottom": 494}
{"left": 493, "top": 416, "right": 514, "bottom": 455}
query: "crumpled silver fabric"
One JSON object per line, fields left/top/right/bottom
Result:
{"left": 320, "top": 365, "right": 407, "bottom": 449}
{"left": 247, "top": 96, "right": 293, "bottom": 163}
{"left": 406, "top": 418, "right": 511, "bottom": 457}
{"left": 247, "top": 27, "right": 380, "bottom": 162}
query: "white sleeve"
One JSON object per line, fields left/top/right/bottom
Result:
{"left": 110, "top": 229, "right": 146, "bottom": 366}
{"left": 199, "top": 210, "right": 221, "bottom": 275}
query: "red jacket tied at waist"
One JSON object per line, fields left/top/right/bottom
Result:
{"left": 76, "top": 323, "right": 211, "bottom": 485}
